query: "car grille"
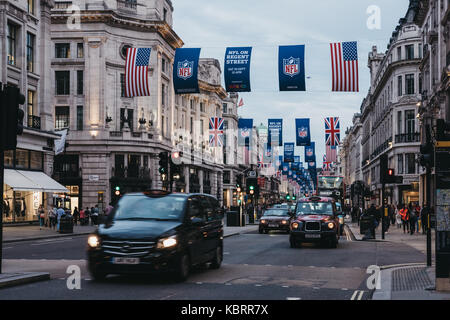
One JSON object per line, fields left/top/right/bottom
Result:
{"left": 102, "top": 240, "right": 156, "bottom": 257}
{"left": 305, "top": 221, "right": 321, "bottom": 232}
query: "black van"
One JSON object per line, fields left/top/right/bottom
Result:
{"left": 87, "top": 191, "right": 224, "bottom": 281}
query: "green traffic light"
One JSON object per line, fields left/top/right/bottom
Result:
{"left": 115, "top": 186, "right": 120, "bottom": 191}
{"left": 250, "top": 186, "right": 254, "bottom": 190}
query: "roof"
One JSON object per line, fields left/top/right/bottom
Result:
{"left": 297, "top": 196, "right": 335, "bottom": 203}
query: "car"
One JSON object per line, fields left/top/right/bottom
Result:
{"left": 259, "top": 208, "right": 294, "bottom": 234}
{"left": 87, "top": 191, "right": 224, "bottom": 282}
{"left": 289, "top": 196, "right": 340, "bottom": 248}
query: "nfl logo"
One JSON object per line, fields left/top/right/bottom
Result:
{"left": 283, "top": 166, "right": 288, "bottom": 171}
{"left": 298, "top": 127, "right": 308, "bottom": 138}
{"left": 283, "top": 57, "right": 300, "bottom": 77}
{"left": 241, "top": 128, "right": 250, "bottom": 138}
{"left": 178, "top": 60, "right": 193, "bottom": 80}
{"left": 306, "top": 148, "right": 313, "bottom": 157}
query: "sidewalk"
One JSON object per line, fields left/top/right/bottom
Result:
{"left": 346, "top": 220, "right": 450, "bottom": 299}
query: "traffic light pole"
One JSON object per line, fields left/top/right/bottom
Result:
{"left": 426, "top": 165, "right": 432, "bottom": 267}
{"left": 0, "top": 150, "right": 4, "bottom": 274}
{"left": 381, "top": 182, "right": 385, "bottom": 240}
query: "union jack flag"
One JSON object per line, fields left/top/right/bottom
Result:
{"left": 209, "top": 117, "right": 224, "bottom": 147}
{"left": 325, "top": 117, "right": 340, "bottom": 146}
{"left": 323, "top": 161, "right": 333, "bottom": 171}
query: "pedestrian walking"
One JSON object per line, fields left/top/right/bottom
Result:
{"left": 85, "top": 207, "right": 91, "bottom": 225}
{"left": 395, "top": 205, "right": 402, "bottom": 228}
{"left": 56, "top": 205, "right": 65, "bottom": 232}
{"left": 79, "top": 208, "right": 86, "bottom": 225}
{"left": 409, "top": 203, "right": 417, "bottom": 235}
{"left": 390, "top": 205, "right": 396, "bottom": 225}
{"left": 73, "top": 207, "right": 79, "bottom": 226}
{"left": 414, "top": 203, "right": 421, "bottom": 233}
{"left": 366, "top": 204, "right": 378, "bottom": 239}
{"left": 92, "top": 205, "right": 99, "bottom": 225}
{"left": 38, "top": 205, "right": 45, "bottom": 230}
{"left": 399, "top": 204, "right": 410, "bottom": 233}
{"left": 421, "top": 206, "right": 429, "bottom": 234}
{"left": 48, "top": 206, "right": 57, "bottom": 230}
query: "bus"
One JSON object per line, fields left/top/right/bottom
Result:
{"left": 316, "top": 175, "right": 345, "bottom": 204}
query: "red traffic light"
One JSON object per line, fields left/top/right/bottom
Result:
{"left": 388, "top": 169, "right": 394, "bottom": 176}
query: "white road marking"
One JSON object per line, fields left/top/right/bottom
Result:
{"left": 3, "top": 247, "right": 13, "bottom": 250}
{"left": 282, "top": 285, "right": 289, "bottom": 288}
{"left": 350, "top": 290, "right": 358, "bottom": 300}
{"left": 312, "top": 287, "right": 320, "bottom": 290}
{"left": 341, "top": 288, "right": 348, "bottom": 291}
{"left": 287, "top": 297, "right": 302, "bottom": 300}
{"left": 255, "top": 284, "right": 263, "bottom": 287}
{"left": 31, "top": 239, "right": 73, "bottom": 246}
{"left": 350, "top": 290, "right": 365, "bottom": 300}
{"left": 358, "top": 290, "right": 364, "bottom": 300}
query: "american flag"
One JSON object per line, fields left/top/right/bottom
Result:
{"left": 209, "top": 117, "right": 224, "bottom": 147}
{"left": 325, "top": 117, "right": 340, "bottom": 147}
{"left": 330, "top": 41, "right": 358, "bottom": 92}
{"left": 125, "top": 48, "right": 151, "bottom": 97}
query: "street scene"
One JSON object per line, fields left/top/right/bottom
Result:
{"left": 0, "top": 0, "right": 450, "bottom": 307}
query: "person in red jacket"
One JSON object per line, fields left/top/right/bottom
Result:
{"left": 399, "top": 204, "right": 410, "bottom": 234}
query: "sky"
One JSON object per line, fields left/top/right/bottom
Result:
{"left": 172, "top": 0, "right": 410, "bottom": 167}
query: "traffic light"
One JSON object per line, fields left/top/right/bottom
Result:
{"left": 286, "top": 195, "right": 291, "bottom": 200}
{"left": 114, "top": 186, "right": 121, "bottom": 196}
{"left": 380, "top": 154, "right": 402, "bottom": 184}
{"left": 419, "top": 124, "right": 434, "bottom": 168}
{"left": 436, "top": 119, "right": 450, "bottom": 141}
{"left": 158, "top": 152, "right": 169, "bottom": 175}
{"left": 171, "top": 150, "right": 183, "bottom": 165}
{"left": 246, "top": 177, "right": 257, "bottom": 194}
{"left": 171, "top": 162, "right": 182, "bottom": 181}
{"left": 1, "top": 86, "right": 25, "bottom": 151}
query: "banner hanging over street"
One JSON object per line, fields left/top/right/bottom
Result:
{"left": 305, "top": 142, "right": 316, "bottom": 162}
{"left": 268, "top": 119, "right": 283, "bottom": 147}
{"left": 238, "top": 118, "right": 253, "bottom": 147}
{"left": 284, "top": 143, "right": 295, "bottom": 163}
{"left": 173, "top": 48, "right": 201, "bottom": 94}
{"left": 279, "top": 45, "right": 306, "bottom": 91}
{"left": 224, "top": 47, "right": 252, "bottom": 92}
{"left": 296, "top": 118, "right": 311, "bottom": 146}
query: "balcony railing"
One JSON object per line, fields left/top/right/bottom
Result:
{"left": 27, "top": 115, "right": 41, "bottom": 130}
{"left": 112, "top": 167, "right": 151, "bottom": 180}
{"left": 117, "top": 0, "right": 137, "bottom": 11}
{"left": 395, "top": 132, "right": 420, "bottom": 144}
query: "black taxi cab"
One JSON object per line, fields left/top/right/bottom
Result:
{"left": 289, "top": 196, "right": 340, "bottom": 248}
{"left": 87, "top": 190, "right": 224, "bottom": 282}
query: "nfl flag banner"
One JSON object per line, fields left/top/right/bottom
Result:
{"left": 325, "top": 117, "right": 340, "bottom": 147}
{"left": 304, "top": 142, "right": 315, "bottom": 162}
{"left": 125, "top": 48, "right": 151, "bottom": 97}
{"left": 330, "top": 41, "right": 359, "bottom": 92}
{"left": 209, "top": 117, "right": 224, "bottom": 147}
{"left": 284, "top": 143, "right": 295, "bottom": 163}
{"left": 224, "top": 47, "right": 252, "bottom": 92}
{"left": 296, "top": 118, "right": 311, "bottom": 146}
{"left": 173, "top": 48, "right": 201, "bottom": 94}
{"left": 279, "top": 45, "right": 306, "bottom": 91}
{"left": 238, "top": 118, "right": 253, "bottom": 147}
{"left": 268, "top": 119, "right": 283, "bottom": 147}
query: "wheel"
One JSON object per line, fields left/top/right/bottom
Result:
{"left": 174, "top": 253, "right": 190, "bottom": 282}
{"left": 90, "top": 269, "right": 107, "bottom": 282}
{"left": 209, "top": 245, "right": 223, "bottom": 269}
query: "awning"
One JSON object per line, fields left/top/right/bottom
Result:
{"left": 4, "top": 169, "right": 69, "bottom": 193}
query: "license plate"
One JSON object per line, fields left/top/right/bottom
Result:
{"left": 112, "top": 257, "right": 140, "bottom": 265}
{"left": 305, "top": 234, "right": 321, "bottom": 239}
{"left": 268, "top": 224, "right": 278, "bottom": 228}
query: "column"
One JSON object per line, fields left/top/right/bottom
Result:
{"left": 184, "top": 166, "right": 190, "bottom": 193}
{"left": 199, "top": 169, "right": 204, "bottom": 193}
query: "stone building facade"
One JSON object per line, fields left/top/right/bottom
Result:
{"left": 1, "top": 0, "right": 65, "bottom": 224}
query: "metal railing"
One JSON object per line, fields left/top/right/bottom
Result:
{"left": 27, "top": 115, "right": 41, "bottom": 129}
{"left": 395, "top": 132, "right": 420, "bottom": 143}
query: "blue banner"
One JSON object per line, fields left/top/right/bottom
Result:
{"left": 238, "top": 118, "right": 253, "bottom": 146}
{"left": 278, "top": 45, "right": 306, "bottom": 91}
{"left": 224, "top": 47, "right": 252, "bottom": 92}
{"left": 307, "top": 159, "right": 317, "bottom": 171}
{"left": 268, "top": 119, "right": 283, "bottom": 147}
{"left": 304, "top": 142, "right": 315, "bottom": 162}
{"left": 173, "top": 48, "right": 201, "bottom": 94}
{"left": 296, "top": 118, "right": 311, "bottom": 146}
{"left": 284, "top": 143, "right": 295, "bottom": 163}
{"left": 281, "top": 163, "right": 289, "bottom": 175}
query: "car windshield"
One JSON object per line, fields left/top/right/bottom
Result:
{"left": 296, "top": 202, "right": 333, "bottom": 216}
{"left": 113, "top": 194, "right": 186, "bottom": 221}
{"left": 263, "top": 209, "right": 289, "bottom": 216}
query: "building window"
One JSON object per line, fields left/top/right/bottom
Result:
{"left": 405, "top": 44, "right": 414, "bottom": 60}
{"left": 28, "top": 0, "right": 35, "bottom": 15}
{"left": 120, "top": 108, "right": 133, "bottom": 131}
{"left": 77, "top": 70, "right": 84, "bottom": 95}
{"left": 55, "top": 106, "right": 70, "bottom": 129}
{"left": 397, "top": 75, "right": 403, "bottom": 97}
{"left": 200, "top": 119, "right": 204, "bottom": 135}
{"left": 405, "top": 153, "right": 416, "bottom": 174}
{"left": 397, "top": 111, "right": 402, "bottom": 134}
{"left": 222, "top": 103, "right": 228, "bottom": 113}
{"left": 418, "top": 43, "right": 422, "bottom": 59}
{"left": 190, "top": 117, "right": 193, "bottom": 134}
{"left": 161, "top": 84, "right": 166, "bottom": 106}
{"left": 27, "top": 33, "right": 35, "bottom": 72}
{"left": 163, "top": 8, "right": 167, "bottom": 21}
{"left": 161, "top": 115, "right": 165, "bottom": 137}
{"left": 55, "top": 43, "right": 70, "bottom": 58}
{"left": 27, "top": 90, "right": 35, "bottom": 124}
{"left": 76, "top": 106, "right": 83, "bottom": 130}
{"left": 398, "top": 154, "right": 404, "bottom": 174}
{"left": 190, "top": 99, "right": 194, "bottom": 110}
{"left": 405, "top": 110, "right": 415, "bottom": 134}
{"left": 162, "top": 58, "right": 166, "bottom": 74}
{"left": 55, "top": 71, "right": 70, "bottom": 95}
{"left": 223, "top": 119, "right": 228, "bottom": 130}
{"left": 405, "top": 74, "right": 415, "bottom": 95}
{"left": 77, "top": 43, "right": 84, "bottom": 58}
{"left": 200, "top": 102, "right": 205, "bottom": 113}
{"left": 7, "top": 23, "right": 18, "bottom": 66}
{"left": 120, "top": 73, "right": 126, "bottom": 97}
{"left": 397, "top": 46, "right": 402, "bottom": 61}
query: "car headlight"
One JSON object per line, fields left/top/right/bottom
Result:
{"left": 260, "top": 219, "right": 267, "bottom": 224}
{"left": 328, "top": 222, "right": 335, "bottom": 229}
{"left": 88, "top": 235, "right": 100, "bottom": 248}
{"left": 291, "top": 222, "right": 299, "bottom": 229}
{"left": 157, "top": 235, "right": 178, "bottom": 249}
{"left": 281, "top": 220, "right": 288, "bottom": 225}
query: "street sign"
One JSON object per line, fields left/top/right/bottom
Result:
{"left": 248, "top": 171, "right": 256, "bottom": 177}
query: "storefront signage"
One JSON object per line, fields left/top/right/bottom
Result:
{"left": 89, "top": 175, "right": 99, "bottom": 181}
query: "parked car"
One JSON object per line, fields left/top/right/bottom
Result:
{"left": 259, "top": 208, "right": 294, "bottom": 234}
{"left": 289, "top": 196, "right": 340, "bottom": 248}
{"left": 87, "top": 191, "right": 224, "bottom": 282}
